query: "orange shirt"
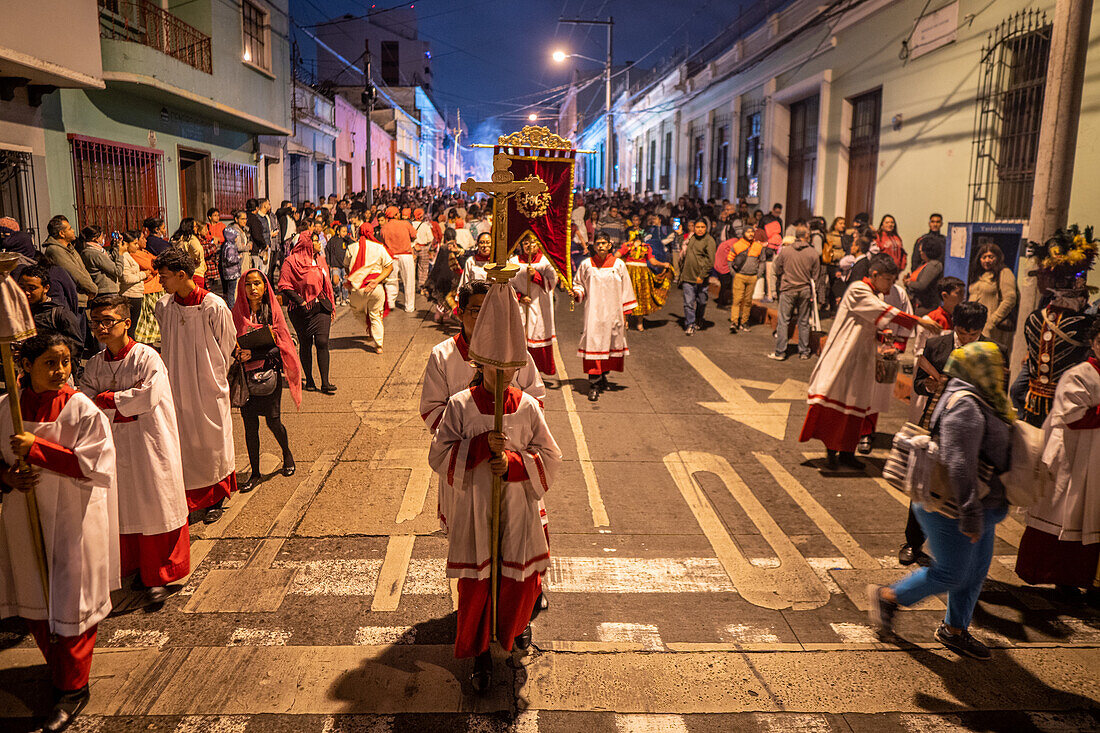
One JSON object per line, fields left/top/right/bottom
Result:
{"left": 380, "top": 219, "right": 416, "bottom": 255}
{"left": 131, "top": 249, "right": 161, "bottom": 294}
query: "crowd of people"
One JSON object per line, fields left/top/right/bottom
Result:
{"left": 0, "top": 182, "right": 1097, "bottom": 724}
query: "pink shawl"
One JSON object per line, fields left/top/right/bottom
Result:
{"left": 233, "top": 268, "right": 303, "bottom": 408}
{"left": 278, "top": 231, "right": 335, "bottom": 308}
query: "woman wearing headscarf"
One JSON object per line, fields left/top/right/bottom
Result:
{"left": 279, "top": 230, "right": 337, "bottom": 394}
{"left": 868, "top": 341, "right": 1014, "bottom": 660}
{"left": 232, "top": 268, "right": 302, "bottom": 493}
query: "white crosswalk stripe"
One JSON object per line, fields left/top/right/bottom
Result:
{"left": 597, "top": 622, "right": 664, "bottom": 650}
{"left": 614, "top": 714, "right": 689, "bottom": 732}
{"left": 174, "top": 716, "right": 250, "bottom": 733}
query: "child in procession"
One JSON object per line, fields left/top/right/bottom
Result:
{"left": 510, "top": 234, "right": 559, "bottom": 374}
{"left": 427, "top": 283, "right": 561, "bottom": 695}
{"left": 0, "top": 333, "right": 119, "bottom": 732}
{"left": 79, "top": 294, "right": 189, "bottom": 608}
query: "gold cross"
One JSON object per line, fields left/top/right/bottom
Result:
{"left": 459, "top": 153, "right": 548, "bottom": 283}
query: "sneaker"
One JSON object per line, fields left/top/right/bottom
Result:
{"left": 799, "top": 352, "right": 811, "bottom": 360}
{"left": 766, "top": 352, "right": 787, "bottom": 361}
{"left": 740, "top": 325, "right": 752, "bottom": 333}
{"left": 867, "top": 585, "right": 898, "bottom": 634}
{"left": 685, "top": 325, "right": 695, "bottom": 335}
{"left": 729, "top": 324, "right": 739, "bottom": 334}
{"left": 857, "top": 435, "right": 873, "bottom": 455}
{"left": 934, "top": 624, "right": 991, "bottom": 660}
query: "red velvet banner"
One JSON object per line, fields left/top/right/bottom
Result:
{"left": 494, "top": 146, "right": 575, "bottom": 290}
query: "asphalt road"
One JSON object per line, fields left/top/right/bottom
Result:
{"left": 1, "top": 294, "right": 1098, "bottom": 733}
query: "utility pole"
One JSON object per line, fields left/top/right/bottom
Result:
{"left": 559, "top": 16, "right": 614, "bottom": 194}
{"left": 1010, "top": 0, "right": 1093, "bottom": 376}
{"left": 454, "top": 108, "right": 462, "bottom": 187}
{"left": 362, "top": 39, "right": 375, "bottom": 206}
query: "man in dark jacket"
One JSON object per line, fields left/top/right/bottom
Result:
{"left": 143, "top": 217, "right": 171, "bottom": 255}
{"left": 41, "top": 215, "right": 97, "bottom": 309}
{"left": 910, "top": 212, "right": 946, "bottom": 271}
{"left": 677, "top": 219, "right": 717, "bottom": 334}
{"left": 769, "top": 226, "right": 821, "bottom": 361}
{"left": 17, "top": 264, "right": 85, "bottom": 350}
{"left": 246, "top": 198, "right": 270, "bottom": 274}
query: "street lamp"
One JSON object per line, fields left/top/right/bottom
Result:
{"left": 555, "top": 15, "right": 614, "bottom": 194}
{"left": 528, "top": 113, "right": 538, "bottom": 122}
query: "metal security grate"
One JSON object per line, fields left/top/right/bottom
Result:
{"left": 212, "top": 159, "right": 257, "bottom": 215}
{"left": 69, "top": 134, "right": 165, "bottom": 233}
{"left": 0, "top": 149, "right": 39, "bottom": 238}
{"left": 967, "top": 10, "right": 1051, "bottom": 222}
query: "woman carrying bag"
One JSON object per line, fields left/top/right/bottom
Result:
{"left": 232, "top": 268, "right": 302, "bottom": 493}
{"left": 279, "top": 231, "right": 337, "bottom": 394}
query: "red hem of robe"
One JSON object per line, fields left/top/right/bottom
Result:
{"left": 455, "top": 573, "right": 541, "bottom": 658}
{"left": 799, "top": 404, "right": 878, "bottom": 452}
{"left": 120, "top": 525, "right": 191, "bottom": 586}
{"left": 583, "top": 356, "right": 624, "bottom": 375}
{"left": 529, "top": 345, "right": 556, "bottom": 375}
{"left": 185, "top": 472, "right": 237, "bottom": 512}
{"left": 1015, "top": 526, "right": 1100, "bottom": 588}
{"left": 26, "top": 620, "right": 97, "bottom": 691}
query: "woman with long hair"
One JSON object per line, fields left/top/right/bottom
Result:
{"left": 130, "top": 230, "right": 163, "bottom": 345}
{"left": 425, "top": 228, "right": 463, "bottom": 324}
{"left": 77, "top": 225, "right": 123, "bottom": 296}
{"left": 279, "top": 230, "right": 337, "bottom": 394}
{"left": 117, "top": 232, "right": 147, "bottom": 337}
{"left": 967, "top": 241, "right": 1017, "bottom": 355}
{"left": 171, "top": 217, "right": 207, "bottom": 288}
{"left": 232, "top": 269, "right": 302, "bottom": 492}
{"left": 876, "top": 214, "right": 906, "bottom": 270}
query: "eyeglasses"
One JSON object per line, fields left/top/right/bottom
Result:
{"left": 90, "top": 317, "right": 126, "bottom": 329}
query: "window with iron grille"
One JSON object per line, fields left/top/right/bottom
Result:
{"left": 0, "top": 149, "right": 39, "bottom": 238}
{"left": 968, "top": 10, "right": 1051, "bottom": 221}
{"left": 711, "top": 118, "right": 730, "bottom": 199}
{"left": 660, "top": 131, "right": 671, "bottom": 190}
{"left": 691, "top": 129, "right": 705, "bottom": 197}
{"left": 738, "top": 107, "right": 762, "bottom": 200}
{"left": 634, "top": 145, "right": 643, "bottom": 194}
{"left": 69, "top": 134, "right": 165, "bottom": 233}
{"left": 242, "top": 0, "right": 268, "bottom": 70}
{"left": 845, "top": 88, "right": 882, "bottom": 223}
{"left": 646, "top": 138, "right": 656, "bottom": 192}
{"left": 212, "top": 159, "right": 257, "bottom": 215}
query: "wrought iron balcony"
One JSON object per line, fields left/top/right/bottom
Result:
{"left": 97, "top": 0, "right": 212, "bottom": 74}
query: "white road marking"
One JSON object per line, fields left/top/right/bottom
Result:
{"left": 513, "top": 710, "right": 539, "bottom": 733}
{"left": 228, "top": 627, "right": 291, "bottom": 646}
{"left": 552, "top": 339, "right": 609, "bottom": 527}
{"left": 320, "top": 715, "right": 395, "bottom": 733}
{"left": 767, "top": 378, "right": 809, "bottom": 401}
{"left": 680, "top": 346, "right": 792, "bottom": 439}
{"left": 353, "top": 626, "right": 417, "bottom": 645}
{"left": 179, "top": 560, "right": 246, "bottom": 596}
{"left": 106, "top": 629, "right": 169, "bottom": 648}
{"left": 721, "top": 624, "right": 781, "bottom": 643}
{"left": 753, "top": 713, "right": 833, "bottom": 732}
{"left": 371, "top": 535, "right": 415, "bottom": 612}
{"left": 174, "top": 716, "right": 250, "bottom": 733}
{"left": 67, "top": 717, "right": 104, "bottom": 732}
{"left": 549, "top": 556, "right": 735, "bottom": 593}
{"left": 1058, "top": 618, "right": 1100, "bottom": 640}
{"left": 614, "top": 714, "right": 689, "bottom": 732}
{"left": 829, "top": 622, "right": 880, "bottom": 643}
{"left": 807, "top": 557, "right": 852, "bottom": 594}
{"left": 898, "top": 714, "right": 969, "bottom": 732}
{"left": 750, "top": 557, "right": 781, "bottom": 568}
{"left": 597, "top": 622, "right": 664, "bottom": 650}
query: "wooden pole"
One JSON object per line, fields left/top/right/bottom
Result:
{"left": 1, "top": 342, "right": 49, "bottom": 608}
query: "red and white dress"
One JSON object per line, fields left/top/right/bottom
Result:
{"left": 80, "top": 339, "right": 190, "bottom": 587}
{"left": 799, "top": 278, "right": 918, "bottom": 452}
{"left": 428, "top": 384, "right": 561, "bottom": 658}
{"left": 573, "top": 254, "right": 637, "bottom": 375}
{"left": 155, "top": 286, "right": 238, "bottom": 510}
{"left": 0, "top": 386, "right": 119, "bottom": 692}
{"left": 509, "top": 252, "right": 558, "bottom": 374}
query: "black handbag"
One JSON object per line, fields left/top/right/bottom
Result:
{"left": 245, "top": 364, "right": 279, "bottom": 397}
{"left": 229, "top": 361, "right": 249, "bottom": 408}
{"left": 730, "top": 249, "right": 748, "bottom": 273}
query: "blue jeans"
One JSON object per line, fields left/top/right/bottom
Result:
{"left": 682, "top": 281, "right": 708, "bottom": 328}
{"left": 891, "top": 503, "right": 1008, "bottom": 629}
{"left": 221, "top": 277, "right": 237, "bottom": 308}
{"left": 775, "top": 288, "right": 812, "bottom": 356}
{"left": 330, "top": 266, "right": 346, "bottom": 300}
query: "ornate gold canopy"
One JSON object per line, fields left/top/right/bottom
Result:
{"left": 497, "top": 125, "right": 572, "bottom": 150}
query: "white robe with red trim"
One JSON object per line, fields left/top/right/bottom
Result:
{"left": 418, "top": 333, "right": 546, "bottom": 532}
{"left": 870, "top": 284, "right": 916, "bottom": 415}
{"left": 79, "top": 342, "right": 188, "bottom": 535}
{"left": 805, "top": 279, "right": 919, "bottom": 428}
{"left": 509, "top": 254, "right": 558, "bottom": 354}
{"left": 457, "top": 255, "right": 490, "bottom": 290}
{"left": 573, "top": 256, "right": 637, "bottom": 362}
{"left": 0, "top": 393, "right": 120, "bottom": 635}
{"left": 155, "top": 291, "right": 237, "bottom": 491}
{"left": 428, "top": 387, "right": 561, "bottom": 582}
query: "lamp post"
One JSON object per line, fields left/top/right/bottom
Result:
{"left": 556, "top": 15, "right": 613, "bottom": 193}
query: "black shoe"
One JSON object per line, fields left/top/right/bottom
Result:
{"left": 321, "top": 384, "right": 338, "bottom": 394}
{"left": 935, "top": 624, "right": 991, "bottom": 660}
{"left": 145, "top": 585, "right": 170, "bottom": 609}
{"left": 303, "top": 382, "right": 318, "bottom": 392}
{"left": 281, "top": 456, "right": 296, "bottom": 477}
{"left": 239, "top": 474, "right": 261, "bottom": 494}
{"left": 823, "top": 450, "right": 840, "bottom": 472}
{"left": 42, "top": 685, "right": 89, "bottom": 732}
{"left": 867, "top": 585, "right": 898, "bottom": 635}
{"left": 729, "top": 324, "right": 739, "bottom": 333}
{"left": 1055, "top": 584, "right": 1086, "bottom": 605}
{"left": 857, "top": 435, "right": 873, "bottom": 455}
{"left": 898, "top": 545, "right": 920, "bottom": 566}
{"left": 514, "top": 625, "right": 532, "bottom": 650}
{"left": 202, "top": 503, "right": 225, "bottom": 524}
{"left": 470, "top": 651, "right": 492, "bottom": 695}
{"left": 587, "top": 387, "right": 600, "bottom": 402}
{"left": 838, "top": 452, "right": 864, "bottom": 470}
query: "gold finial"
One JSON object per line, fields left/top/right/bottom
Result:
{"left": 498, "top": 125, "right": 573, "bottom": 150}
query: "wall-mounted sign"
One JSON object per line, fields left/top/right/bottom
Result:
{"left": 910, "top": 1, "right": 959, "bottom": 60}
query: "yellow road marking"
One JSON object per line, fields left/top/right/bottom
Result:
{"left": 552, "top": 339, "right": 609, "bottom": 527}
{"left": 371, "top": 535, "right": 415, "bottom": 612}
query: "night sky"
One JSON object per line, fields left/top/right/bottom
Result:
{"left": 294, "top": 0, "right": 757, "bottom": 132}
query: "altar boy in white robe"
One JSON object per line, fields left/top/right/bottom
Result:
{"left": 428, "top": 282, "right": 561, "bottom": 695}
{"left": 81, "top": 294, "right": 189, "bottom": 608}
{"left": 572, "top": 231, "right": 637, "bottom": 402}
{"left": 1, "top": 333, "right": 119, "bottom": 732}
{"left": 153, "top": 247, "right": 238, "bottom": 523}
